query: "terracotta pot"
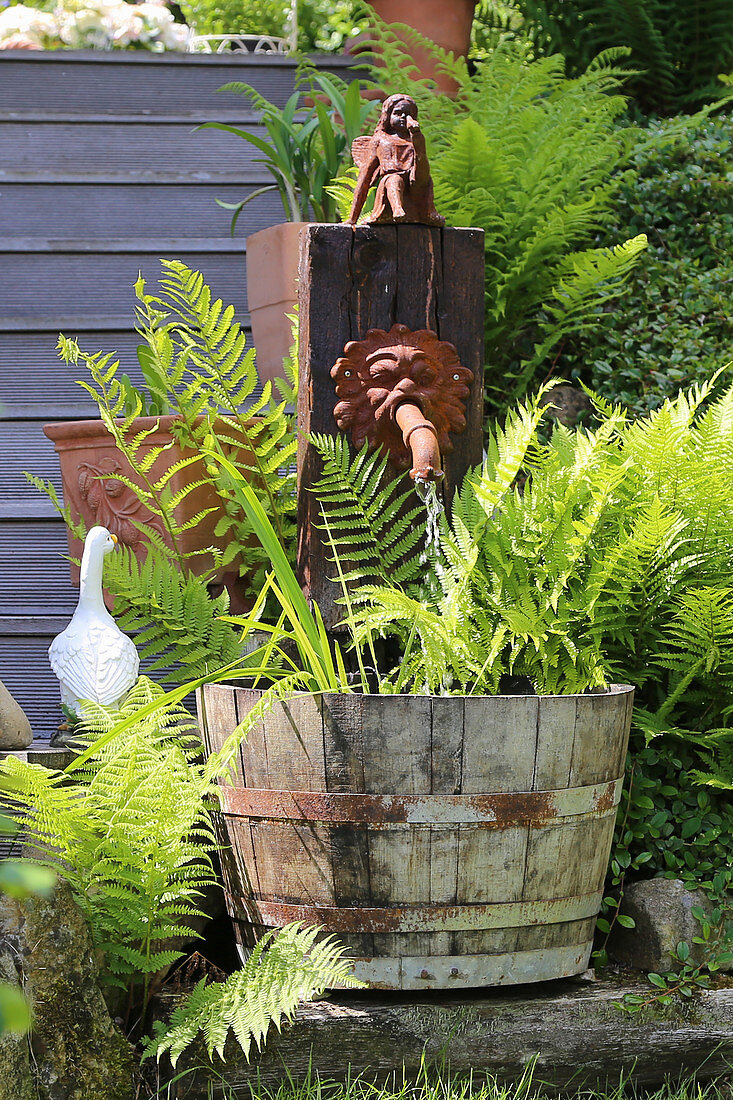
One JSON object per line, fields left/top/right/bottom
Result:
{"left": 43, "top": 414, "right": 254, "bottom": 609}
{"left": 366, "top": 0, "right": 477, "bottom": 95}
{"left": 246, "top": 222, "right": 307, "bottom": 385}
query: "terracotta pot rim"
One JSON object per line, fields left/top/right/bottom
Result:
{"left": 43, "top": 413, "right": 195, "bottom": 443}
{"left": 43, "top": 412, "right": 258, "bottom": 445}
{"left": 246, "top": 220, "right": 310, "bottom": 243}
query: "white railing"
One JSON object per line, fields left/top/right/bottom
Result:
{"left": 188, "top": 0, "right": 298, "bottom": 54}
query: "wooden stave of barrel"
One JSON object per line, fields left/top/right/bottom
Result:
{"left": 201, "top": 685, "right": 634, "bottom": 990}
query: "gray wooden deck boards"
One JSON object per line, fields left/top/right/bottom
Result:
{"left": 0, "top": 49, "right": 352, "bottom": 739}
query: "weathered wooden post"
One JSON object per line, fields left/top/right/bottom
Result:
{"left": 296, "top": 223, "right": 485, "bottom": 626}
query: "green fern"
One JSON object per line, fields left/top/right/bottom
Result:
{"left": 652, "top": 586, "right": 733, "bottom": 714}
{"left": 690, "top": 729, "right": 733, "bottom": 789}
{"left": 53, "top": 261, "right": 298, "bottom": 580}
{"left": 57, "top": 335, "right": 198, "bottom": 569}
{"left": 0, "top": 680, "right": 217, "bottom": 1011}
{"left": 309, "top": 435, "right": 425, "bottom": 588}
{"left": 32, "top": 262, "right": 302, "bottom": 676}
{"left": 24, "top": 472, "right": 87, "bottom": 542}
{"left": 511, "top": 0, "right": 733, "bottom": 114}
{"left": 145, "top": 922, "right": 360, "bottom": 1065}
{"left": 315, "top": 378, "right": 733, "bottom": 730}
{"left": 105, "top": 543, "right": 244, "bottom": 682}
{"left": 520, "top": 233, "right": 648, "bottom": 387}
{"left": 135, "top": 260, "right": 298, "bottom": 569}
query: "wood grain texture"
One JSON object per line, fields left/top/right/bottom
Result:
{"left": 296, "top": 225, "right": 353, "bottom": 628}
{"left": 360, "top": 694, "right": 432, "bottom": 795}
{"left": 207, "top": 686, "right": 634, "bottom": 989}
{"left": 571, "top": 690, "right": 632, "bottom": 785}
{"left": 171, "top": 982, "right": 733, "bottom": 1094}
{"left": 462, "top": 695, "right": 538, "bottom": 793}
{"left": 198, "top": 684, "right": 237, "bottom": 755}
{"left": 438, "top": 228, "right": 485, "bottom": 502}
{"left": 430, "top": 697, "right": 464, "bottom": 794}
{"left": 296, "top": 225, "right": 485, "bottom": 627}
{"left": 260, "top": 694, "right": 326, "bottom": 792}
{"left": 322, "top": 694, "right": 366, "bottom": 792}
{"left": 234, "top": 687, "right": 270, "bottom": 789}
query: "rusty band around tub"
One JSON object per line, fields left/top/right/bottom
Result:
{"left": 218, "top": 777, "right": 622, "bottom": 827}
{"left": 231, "top": 891, "right": 604, "bottom": 933}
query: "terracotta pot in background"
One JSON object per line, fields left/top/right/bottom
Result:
{"left": 43, "top": 414, "right": 254, "bottom": 610}
{"left": 246, "top": 222, "right": 306, "bottom": 385}
{"left": 366, "top": 0, "right": 477, "bottom": 95}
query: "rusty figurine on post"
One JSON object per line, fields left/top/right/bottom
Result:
{"left": 348, "top": 94, "right": 445, "bottom": 227}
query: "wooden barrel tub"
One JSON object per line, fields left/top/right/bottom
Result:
{"left": 200, "top": 686, "right": 634, "bottom": 990}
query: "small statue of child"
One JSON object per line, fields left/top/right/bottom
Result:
{"left": 348, "top": 94, "right": 445, "bottom": 227}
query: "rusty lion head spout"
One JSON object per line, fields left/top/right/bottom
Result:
{"left": 331, "top": 324, "right": 473, "bottom": 479}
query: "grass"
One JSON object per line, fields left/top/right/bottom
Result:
{"left": 143, "top": 1054, "right": 732, "bottom": 1100}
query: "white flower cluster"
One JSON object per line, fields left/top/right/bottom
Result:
{"left": 0, "top": 0, "right": 190, "bottom": 51}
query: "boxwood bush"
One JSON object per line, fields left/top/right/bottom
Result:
{"left": 558, "top": 111, "right": 733, "bottom": 417}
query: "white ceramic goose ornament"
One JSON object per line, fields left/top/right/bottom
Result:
{"left": 49, "top": 526, "right": 139, "bottom": 714}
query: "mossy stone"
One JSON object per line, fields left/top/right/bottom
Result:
{"left": 0, "top": 951, "right": 34, "bottom": 1100}
{"left": 7, "top": 878, "right": 135, "bottom": 1100}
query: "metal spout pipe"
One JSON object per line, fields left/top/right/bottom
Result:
{"left": 394, "top": 402, "right": 444, "bottom": 482}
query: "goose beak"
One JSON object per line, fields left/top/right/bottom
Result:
{"left": 110, "top": 533, "right": 118, "bottom": 545}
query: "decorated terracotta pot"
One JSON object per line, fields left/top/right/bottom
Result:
{"left": 43, "top": 414, "right": 253, "bottom": 609}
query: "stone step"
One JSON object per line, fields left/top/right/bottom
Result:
{"left": 168, "top": 979, "right": 733, "bottom": 1096}
{"left": 1, "top": 249, "right": 247, "bottom": 328}
{"left": 0, "top": 51, "right": 354, "bottom": 115}
{"left": 0, "top": 182, "right": 281, "bottom": 240}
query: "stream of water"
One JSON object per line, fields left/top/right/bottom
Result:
{"left": 415, "top": 476, "right": 445, "bottom": 594}
{"left": 414, "top": 478, "right": 453, "bottom": 694}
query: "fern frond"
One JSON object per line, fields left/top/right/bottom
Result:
{"left": 40, "top": 262, "right": 302, "bottom": 671}
{"left": 0, "top": 683, "right": 218, "bottom": 1002}
{"left": 146, "top": 923, "right": 360, "bottom": 1066}
{"left": 310, "top": 435, "right": 424, "bottom": 590}
{"left": 104, "top": 544, "right": 243, "bottom": 682}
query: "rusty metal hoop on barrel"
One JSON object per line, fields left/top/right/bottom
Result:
{"left": 200, "top": 686, "right": 633, "bottom": 991}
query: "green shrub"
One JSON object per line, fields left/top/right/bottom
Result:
{"left": 179, "top": 0, "right": 290, "bottom": 38}
{"left": 612, "top": 744, "right": 733, "bottom": 893}
{"left": 297, "top": 0, "right": 368, "bottom": 52}
{"left": 558, "top": 112, "right": 733, "bottom": 417}
{"left": 597, "top": 742, "right": 733, "bottom": 986}
{"left": 178, "top": 0, "right": 367, "bottom": 47}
